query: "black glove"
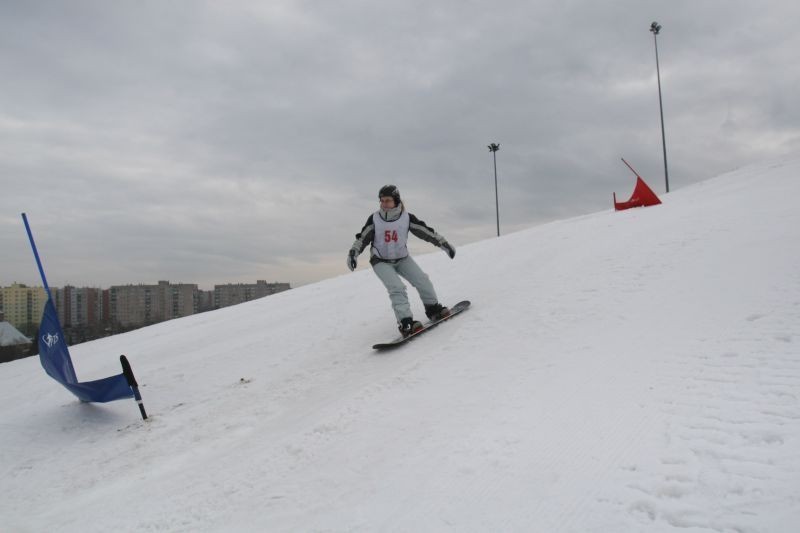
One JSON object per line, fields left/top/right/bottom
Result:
{"left": 442, "top": 241, "right": 456, "bottom": 259}
{"left": 347, "top": 249, "right": 358, "bottom": 271}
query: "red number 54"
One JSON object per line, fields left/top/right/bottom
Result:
{"left": 384, "top": 230, "right": 399, "bottom": 243}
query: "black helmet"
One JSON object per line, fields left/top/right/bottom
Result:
{"left": 378, "top": 184, "right": 401, "bottom": 205}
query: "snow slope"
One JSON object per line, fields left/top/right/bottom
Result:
{"left": 2, "top": 157, "right": 800, "bottom": 532}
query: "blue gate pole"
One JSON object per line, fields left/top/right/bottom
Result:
{"left": 21, "top": 213, "right": 54, "bottom": 301}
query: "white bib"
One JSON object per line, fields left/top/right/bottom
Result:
{"left": 371, "top": 210, "right": 410, "bottom": 260}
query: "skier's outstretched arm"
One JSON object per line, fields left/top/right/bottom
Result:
{"left": 347, "top": 216, "right": 375, "bottom": 270}
{"left": 409, "top": 214, "right": 455, "bottom": 259}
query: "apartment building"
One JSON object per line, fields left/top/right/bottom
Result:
{"left": 2, "top": 279, "right": 290, "bottom": 335}
{"left": 52, "top": 286, "right": 105, "bottom": 328}
{"left": 214, "top": 281, "right": 291, "bottom": 309}
{"left": 0, "top": 283, "right": 47, "bottom": 334}
{"left": 197, "top": 290, "right": 215, "bottom": 313}
{"left": 110, "top": 281, "right": 198, "bottom": 328}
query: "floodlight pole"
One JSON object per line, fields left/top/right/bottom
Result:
{"left": 488, "top": 143, "right": 500, "bottom": 237}
{"left": 651, "top": 21, "right": 669, "bottom": 193}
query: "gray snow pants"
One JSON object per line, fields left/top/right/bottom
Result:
{"left": 372, "top": 256, "right": 438, "bottom": 322}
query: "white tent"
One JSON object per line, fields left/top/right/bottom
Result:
{"left": 0, "top": 322, "right": 30, "bottom": 347}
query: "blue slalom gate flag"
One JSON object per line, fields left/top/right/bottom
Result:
{"left": 22, "top": 213, "right": 146, "bottom": 416}
{"left": 38, "top": 298, "right": 134, "bottom": 403}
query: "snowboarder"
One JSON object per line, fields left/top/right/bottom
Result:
{"left": 347, "top": 185, "right": 456, "bottom": 337}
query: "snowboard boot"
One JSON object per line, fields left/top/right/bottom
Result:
{"left": 424, "top": 303, "right": 451, "bottom": 321}
{"left": 399, "top": 317, "right": 424, "bottom": 337}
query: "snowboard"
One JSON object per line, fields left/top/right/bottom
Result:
{"left": 372, "top": 300, "right": 471, "bottom": 350}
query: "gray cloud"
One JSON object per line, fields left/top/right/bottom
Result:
{"left": 2, "top": 0, "right": 799, "bottom": 288}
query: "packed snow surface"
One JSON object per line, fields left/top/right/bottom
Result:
{"left": 2, "top": 157, "right": 800, "bottom": 532}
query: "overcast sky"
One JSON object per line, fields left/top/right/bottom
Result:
{"left": 2, "top": 0, "right": 799, "bottom": 290}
